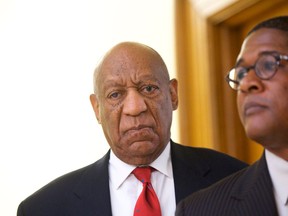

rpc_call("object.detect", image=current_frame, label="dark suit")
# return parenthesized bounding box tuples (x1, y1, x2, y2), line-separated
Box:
(176, 152, 278, 216)
(17, 140, 247, 216)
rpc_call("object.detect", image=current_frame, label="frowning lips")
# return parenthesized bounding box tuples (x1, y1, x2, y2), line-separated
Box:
(122, 125, 155, 141)
(243, 101, 267, 116)
(124, 125, 153, 134)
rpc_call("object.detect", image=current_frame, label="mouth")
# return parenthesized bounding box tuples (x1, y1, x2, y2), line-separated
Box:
(124, 125, 152, 134)
(244, 102, 267, 116)
(123, 125, 155, 141)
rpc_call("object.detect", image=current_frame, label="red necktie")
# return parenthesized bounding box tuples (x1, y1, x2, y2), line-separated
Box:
(133, 167, 162, 216)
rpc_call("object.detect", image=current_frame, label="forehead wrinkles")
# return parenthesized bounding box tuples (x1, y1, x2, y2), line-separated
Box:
(94, 43, 170, 94)
(102, 53, 166, 81)
(101, 70, 162, 94)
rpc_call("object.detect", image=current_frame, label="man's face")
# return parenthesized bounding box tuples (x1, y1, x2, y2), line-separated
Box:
(237, 28, 288, 154)
(90, 44, 178, 165)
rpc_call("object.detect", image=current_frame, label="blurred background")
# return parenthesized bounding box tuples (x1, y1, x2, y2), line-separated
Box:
(1, 0, 288, 215)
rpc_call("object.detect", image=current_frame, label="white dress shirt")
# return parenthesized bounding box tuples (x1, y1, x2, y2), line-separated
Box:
(265, 150, 288, 216)
(109, 141, 176, 216)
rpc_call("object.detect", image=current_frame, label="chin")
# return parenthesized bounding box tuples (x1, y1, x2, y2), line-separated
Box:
(246, 128, 269, 144)
(130, 140, 157, 152)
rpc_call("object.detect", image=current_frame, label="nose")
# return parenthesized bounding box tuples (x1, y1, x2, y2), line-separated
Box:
(122, 89, 147, 116)
(238, 69, 264, 93)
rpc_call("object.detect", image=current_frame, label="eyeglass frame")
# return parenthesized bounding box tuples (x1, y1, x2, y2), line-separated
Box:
(225, 52, 288, 90)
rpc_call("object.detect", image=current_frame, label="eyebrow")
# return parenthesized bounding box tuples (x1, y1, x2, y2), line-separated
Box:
(235, 50, 281, 67)
(101, 76, 161, 92)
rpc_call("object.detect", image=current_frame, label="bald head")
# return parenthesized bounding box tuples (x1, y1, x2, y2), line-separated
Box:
(89, 41, 178, 165)
(93, 42, 170, 96)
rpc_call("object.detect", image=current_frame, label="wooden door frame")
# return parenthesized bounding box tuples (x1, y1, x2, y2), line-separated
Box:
(206, 0, 288, 163)
(175, 0, 288, 163)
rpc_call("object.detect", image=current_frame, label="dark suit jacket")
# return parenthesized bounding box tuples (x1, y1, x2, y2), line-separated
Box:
(17, 140, 247, 216)
(176, 152, 278, 216)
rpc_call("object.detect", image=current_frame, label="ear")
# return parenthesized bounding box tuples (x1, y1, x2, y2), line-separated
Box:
(90, 94, 101, 124)
(169, 79, 178, 110)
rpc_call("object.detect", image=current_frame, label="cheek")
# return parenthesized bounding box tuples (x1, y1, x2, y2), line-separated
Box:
(282, 84, 288, 95)
(236, 94, 244, 123)
(157, 100, 173, 126)
(100, 104, 121, 130)
(274, 88, 288, 119)
(100, 101, 121, 118)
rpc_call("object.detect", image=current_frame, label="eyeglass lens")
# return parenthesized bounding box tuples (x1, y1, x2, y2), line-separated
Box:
(228, 54, 278, 89)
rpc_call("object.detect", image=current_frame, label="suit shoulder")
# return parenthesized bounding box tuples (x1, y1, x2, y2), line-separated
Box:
(172, 142, 247, 167)
(18, 153, 110, 213)
(172, 142, 247, 185)
(190, 168, 246, 201)
(177, 168, 247, 215)
(22, 162, 92, 200)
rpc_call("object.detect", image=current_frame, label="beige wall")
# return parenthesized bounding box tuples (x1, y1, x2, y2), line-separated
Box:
(0, 1, 176, 215)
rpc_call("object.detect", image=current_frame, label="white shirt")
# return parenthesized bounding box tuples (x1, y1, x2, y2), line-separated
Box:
(109, 142, 176, 216)
(265, 150, 288, 216)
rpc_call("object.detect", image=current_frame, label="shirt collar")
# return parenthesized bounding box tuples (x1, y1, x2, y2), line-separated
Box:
(265, 149, 288, 205)
(149, 141, 172, 178)
(109, 141, 172, 190)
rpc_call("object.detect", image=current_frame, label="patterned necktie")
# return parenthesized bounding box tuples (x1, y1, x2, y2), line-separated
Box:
(133, 166, 162, 216)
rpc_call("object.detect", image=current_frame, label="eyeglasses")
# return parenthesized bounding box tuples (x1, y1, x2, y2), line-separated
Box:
(225, 53, 288, 90)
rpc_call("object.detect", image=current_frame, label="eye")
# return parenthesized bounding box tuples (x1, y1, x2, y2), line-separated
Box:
(262, 61, 277, 71)
(256, 56, 278, 78)
(145, 85, 155, 92)
(235, 67, 247, 81)
(108, 91, 121, 99)
(141, 85, 159, 94)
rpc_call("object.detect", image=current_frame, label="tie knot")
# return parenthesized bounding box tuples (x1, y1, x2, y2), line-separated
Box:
(133, 166, 153, 183)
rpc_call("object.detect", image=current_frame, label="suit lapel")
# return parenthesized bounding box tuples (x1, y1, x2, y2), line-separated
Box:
(171, 141, 212, 203)
(69, 142, 211, 214)
(231, 153, 278, 216)
(73, 150, 113, 216)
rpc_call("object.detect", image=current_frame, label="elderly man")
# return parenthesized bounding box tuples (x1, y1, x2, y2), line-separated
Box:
(17, 42, 246, 216)
(176, 16, 288, 216)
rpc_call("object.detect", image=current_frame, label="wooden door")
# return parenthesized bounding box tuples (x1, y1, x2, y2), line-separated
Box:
(208, 0, 288, 163)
